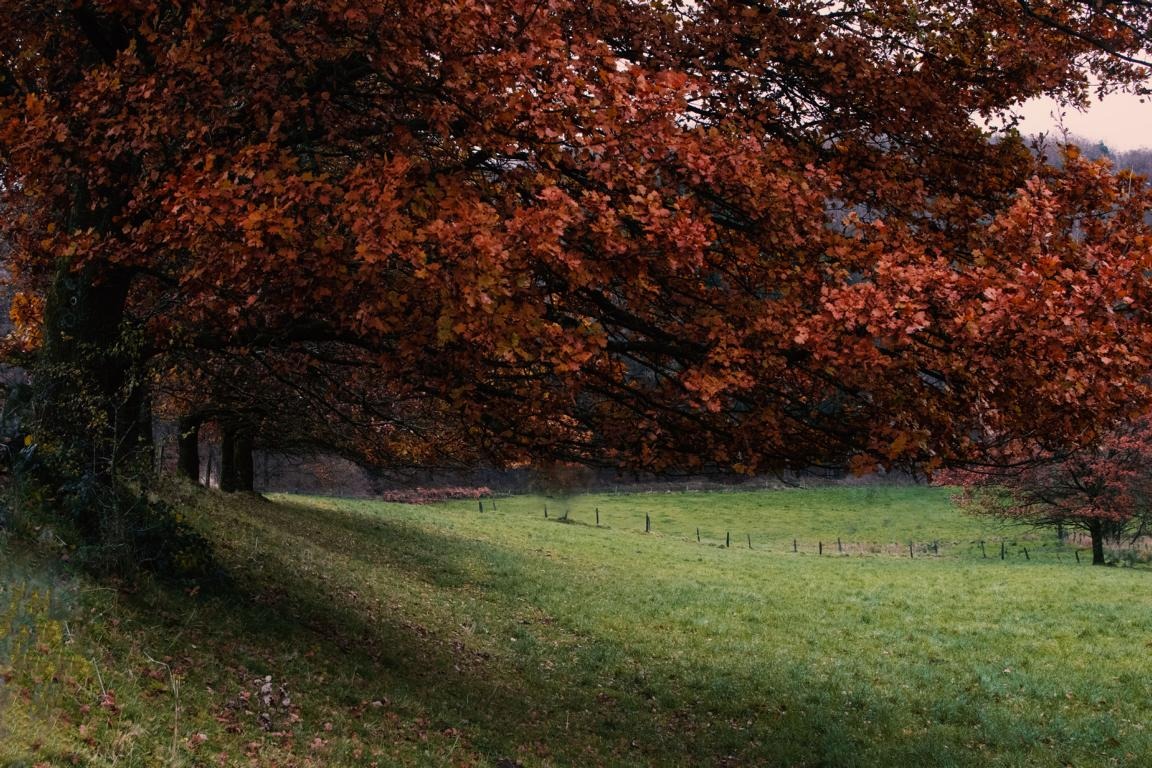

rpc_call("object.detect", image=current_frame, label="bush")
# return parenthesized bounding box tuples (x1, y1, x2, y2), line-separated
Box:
(377, 486, 493, 504)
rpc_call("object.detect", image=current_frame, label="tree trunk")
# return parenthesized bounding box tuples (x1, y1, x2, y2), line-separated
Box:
(219, 424, 238, 493)
(234, 430, 255, 492)
(176, 415, 201, 483)
(1089, 519, 1106, 565)
(37, 263, 142, 540)
(41, 265, 136, 437)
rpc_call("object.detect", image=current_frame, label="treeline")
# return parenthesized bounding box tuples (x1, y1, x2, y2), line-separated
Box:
(1038, 133, 1152, 177)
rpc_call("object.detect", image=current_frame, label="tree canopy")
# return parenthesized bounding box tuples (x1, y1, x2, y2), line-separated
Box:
(3, 0, 1152, 490)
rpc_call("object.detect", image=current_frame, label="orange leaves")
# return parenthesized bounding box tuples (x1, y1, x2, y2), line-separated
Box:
(5, 0, 1152, 479)
(6, 291, 44, 352)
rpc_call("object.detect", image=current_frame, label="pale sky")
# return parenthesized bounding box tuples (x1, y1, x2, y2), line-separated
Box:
(1013, 91, 1152, 151)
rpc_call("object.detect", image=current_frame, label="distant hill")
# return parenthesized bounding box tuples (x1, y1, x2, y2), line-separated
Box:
(1032, 132, 1152, 177)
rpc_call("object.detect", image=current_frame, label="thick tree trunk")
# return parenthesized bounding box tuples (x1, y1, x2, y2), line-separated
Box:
(176, 415, 201, 483)
(1089, 520, 1106, 565)
(41, 266, 134, 428)
(38, 263, 143, 540)
(234, 430, 255, 493)
(219, 424, 238, 493)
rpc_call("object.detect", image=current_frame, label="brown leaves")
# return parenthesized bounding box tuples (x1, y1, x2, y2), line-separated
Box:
(5, 0, 1152, 474)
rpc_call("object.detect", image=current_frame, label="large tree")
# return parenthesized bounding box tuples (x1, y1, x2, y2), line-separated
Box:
(3, 1, 1152, 529)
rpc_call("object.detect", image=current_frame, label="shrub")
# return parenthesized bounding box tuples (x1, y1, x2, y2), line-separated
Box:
(377, 486, 493, 504)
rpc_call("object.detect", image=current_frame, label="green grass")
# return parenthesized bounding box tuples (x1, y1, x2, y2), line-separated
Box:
(443, 486, 1102, 561)
(494, 485, 999, 549)
(3, 485, 1151, 766)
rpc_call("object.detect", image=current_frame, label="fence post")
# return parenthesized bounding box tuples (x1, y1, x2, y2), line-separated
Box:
(837, 537, 842, 554)
(747, 534, 752, 549)
(1075, 549, 1081, 564)
(819, 541, 823, 556)
(793, 538, 797, 553)
(544, 504, 548, 518)
(980, 540, 986, 558)
(478, 500, 484, 513)
(696, 527, 700, 543)
(909, 542, 914, 559)
(596, 507, 600, 526)
(645, 514, 651, 533)
(1022, 546, 1029, 561)
(1000, 541, 1006, 560)
(726, 531, 730, 548)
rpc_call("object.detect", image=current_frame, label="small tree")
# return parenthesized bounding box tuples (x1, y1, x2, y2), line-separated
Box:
(946, 416, 1152, 565)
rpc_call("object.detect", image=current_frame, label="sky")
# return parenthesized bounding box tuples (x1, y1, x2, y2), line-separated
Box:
(1013, 91, 1152, 151)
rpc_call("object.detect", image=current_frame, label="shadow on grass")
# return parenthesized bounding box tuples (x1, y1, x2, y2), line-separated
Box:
(113, 496, 1000, 767)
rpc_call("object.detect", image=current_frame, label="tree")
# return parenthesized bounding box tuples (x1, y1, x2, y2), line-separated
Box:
(945, 414, 1152, 565)
(1117, 148, 1152, 179)
(154, 346, 491, 489)
(3, 1, 1152, 540)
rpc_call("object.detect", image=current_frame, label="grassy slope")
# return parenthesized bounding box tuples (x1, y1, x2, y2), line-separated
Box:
(2, 486, 1150, 767)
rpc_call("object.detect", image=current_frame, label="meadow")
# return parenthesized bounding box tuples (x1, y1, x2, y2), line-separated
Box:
(2, 485, 1150, 766)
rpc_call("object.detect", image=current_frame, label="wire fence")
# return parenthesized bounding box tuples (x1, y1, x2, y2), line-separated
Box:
(499, 500, 1152, 566)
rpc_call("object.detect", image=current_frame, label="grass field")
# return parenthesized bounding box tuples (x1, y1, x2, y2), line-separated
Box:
(3, 485, 1151, 766)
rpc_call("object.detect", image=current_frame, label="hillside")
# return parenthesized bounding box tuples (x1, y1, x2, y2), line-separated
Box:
(2, 486, 1150, 766)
